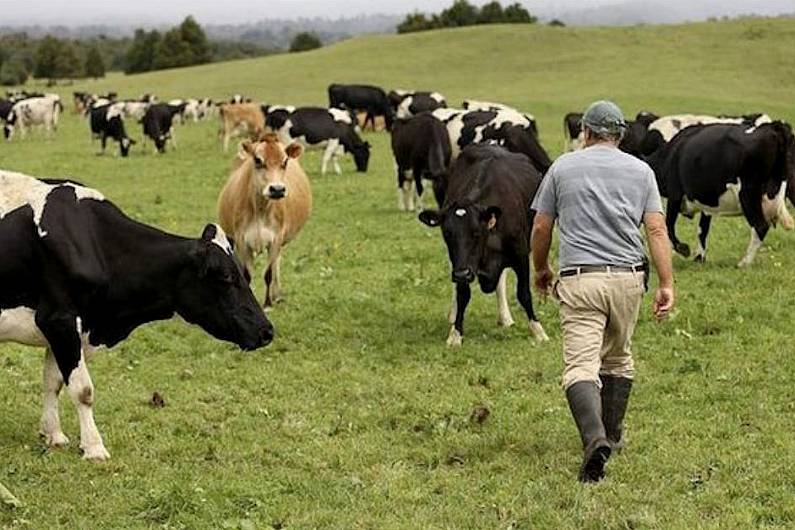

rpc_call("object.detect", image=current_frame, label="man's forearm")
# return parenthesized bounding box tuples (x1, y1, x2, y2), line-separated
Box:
(647, 230, 673, 288)
(531, 223, 553, 272)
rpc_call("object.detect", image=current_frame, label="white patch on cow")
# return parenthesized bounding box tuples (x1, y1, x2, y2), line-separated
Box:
(496, 270, 514, 327)
(762, 181, 794, 229)
(694, 219, 707, 261)
(66, 352, 109, 460)
(40, 348, 69, 447)
(529, 320, 550, 342)
(689, 182, 742, 217)
(401, 179, 414, 212)
(211, 223, 234, 255)
(446, 326, 463, 348)
(328, 107, 352, 124)
(650, 114, 748, 142)
(455, 208, 467, 217)
(738, 228, 763, 268)
(448, 286, 457, 324)
(430, 92, 445, 104)
(0, 306, 47, 346)
(106, 102, 124, 120)
(396, 98, 414, 120)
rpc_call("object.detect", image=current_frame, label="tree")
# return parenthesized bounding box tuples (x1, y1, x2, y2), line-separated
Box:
(33, 35, 60, 81)
(84, 45, 105, 79)
(548, 19, 566, 27)
(503, 3, 536, 23)
(0, 53, 28, 86)
(179, 16, 211, 64)
(479, 1, 505, 23)
(438, 0, 479, 27)
(397, 12, 433, 33)
(289, 32, 322, 52)
(125, 29, 161, 74)
(153, 27, 193, 69)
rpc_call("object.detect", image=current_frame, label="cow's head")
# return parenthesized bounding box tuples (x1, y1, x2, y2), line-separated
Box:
(351, 141, 371, 172)
(242, 133, 302, 200)
(3, 110, 16, 139)
(419, 203, 503, 291)
(177, 224, 273, 350)
(120, 136, 136, 157)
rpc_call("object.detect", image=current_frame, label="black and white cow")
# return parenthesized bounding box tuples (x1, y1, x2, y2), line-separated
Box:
(89, 104, 136, 157)
(617, 111, 660, 156)
(3, 95, 62, 140)
(388, 90, 447, 119)
(645, 121, 794, 266)
(328, 83, 395, 131)
(0, 171, 272, 460)
(391, 113, 452, 211)
(142, 103, 185, 153)
(418, 145, 548, 347)
(462, 100, 538, 136)
(265, 106, 371, 174)
(431, 108, 551, 174)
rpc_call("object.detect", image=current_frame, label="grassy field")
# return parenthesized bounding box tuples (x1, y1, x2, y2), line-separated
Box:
(2, 17, 795, 529)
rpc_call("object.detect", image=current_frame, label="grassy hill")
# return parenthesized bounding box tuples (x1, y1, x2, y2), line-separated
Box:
(1, 18, 795, 529)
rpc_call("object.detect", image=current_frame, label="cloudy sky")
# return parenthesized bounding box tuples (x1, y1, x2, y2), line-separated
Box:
(0, 0, 792, 25)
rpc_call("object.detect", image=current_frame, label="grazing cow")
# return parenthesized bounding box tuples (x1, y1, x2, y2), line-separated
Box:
(645, 121, 794, 266)
(389, 90, 447, 119)
(328, 83, 395, 131)
(391, 113, 452, 211)
(117, 100, 151, 121)
(142, 103, 184, 153)
(431, 108, 551, 174)
(168, 98, 204, 123)
(0, 171, 272, 460)
(218, 103, 266, 152)
(218, 134, 312, 308)
(4, 96, 61, 139)
(265, 106, 371, 174)
(418, 145, 548, 347)
(89, 104, 136, 157)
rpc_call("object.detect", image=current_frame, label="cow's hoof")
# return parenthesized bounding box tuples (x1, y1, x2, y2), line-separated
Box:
(82, 444, 110, 461)
(498, 315, 515, 328)
(530, 321, 550, 342)
(447, 310, 457, 324)
(693, 253, 706, 263)
(446, 327, 463, 348)
(674, 243, 691, 258)
(737, 258, 753, 269)
(41, 430, 70, 448)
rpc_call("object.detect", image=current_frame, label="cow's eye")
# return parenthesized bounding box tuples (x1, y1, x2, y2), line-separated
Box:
(254, 156, 265, 169)
(281, 159, 289, 170)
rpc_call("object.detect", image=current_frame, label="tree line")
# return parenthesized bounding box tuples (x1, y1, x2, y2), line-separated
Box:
(0, 16, 274, 86)
(398, 0, 537, 33)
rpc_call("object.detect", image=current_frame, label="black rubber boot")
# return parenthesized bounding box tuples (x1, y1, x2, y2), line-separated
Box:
(566, 381, 612, 483)
(600, 375, 633, 452)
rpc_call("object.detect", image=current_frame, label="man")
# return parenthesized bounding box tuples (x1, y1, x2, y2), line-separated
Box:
(531, 100, 674, 483)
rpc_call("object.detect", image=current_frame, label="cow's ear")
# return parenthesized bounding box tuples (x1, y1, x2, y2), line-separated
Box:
(286, 142, 303, 159)
(129, 138, 137, 145)
(419, 210, 442, 227)
(240, 140, 254, 155)
(200, 223, 217, 242)
(481, 206, 502, 230)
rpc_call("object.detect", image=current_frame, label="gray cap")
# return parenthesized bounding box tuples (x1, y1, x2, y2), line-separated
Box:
(582, 100, 626, 135)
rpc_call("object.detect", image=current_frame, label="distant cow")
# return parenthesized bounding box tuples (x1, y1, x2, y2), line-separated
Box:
(563, 112, 583, 151)
(230, 94, 251, 104)
(389, 90, 447, 119)
(4, 96, 61, 139)
(418, 145, 548, 347)
(328, 83, 395, 131)
(431, 108, 551, 174)
(357, 112, 386, 132)
(89, 104, 136, 157)
(218, 103, 266, 152)
(391, 113, 452, 211)
(142, 103, 184, 153)
(218, 134, 312, 308)
(265, 106, 371, 174)
(0, 170, 272, 460)
(645, 121, 794, 266)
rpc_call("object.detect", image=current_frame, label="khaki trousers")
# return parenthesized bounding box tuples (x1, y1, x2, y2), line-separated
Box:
(554, 271, 645, 390)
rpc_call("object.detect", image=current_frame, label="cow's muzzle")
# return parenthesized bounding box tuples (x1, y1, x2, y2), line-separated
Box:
(452, 268, 476, 284)
(266, 184, 287, 200)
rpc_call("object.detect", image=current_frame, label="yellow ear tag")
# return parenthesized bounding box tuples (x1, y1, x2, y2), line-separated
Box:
(487, 215, 497, 231)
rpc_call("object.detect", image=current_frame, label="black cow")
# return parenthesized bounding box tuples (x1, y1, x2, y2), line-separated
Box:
(328, 83, 395, 131)
(265, 106, 371, 174)
(389, 90, 447, 119)
(391, 113, 452, 211)
(618, 111, 660, 156)
(418, 145, 549, 347)
(645, 121, 795, 266)
(0, 171, 272, 460)
(142, 103, 185, 153)
(432, 108, 551, 174)
(89, 104, 135, 157)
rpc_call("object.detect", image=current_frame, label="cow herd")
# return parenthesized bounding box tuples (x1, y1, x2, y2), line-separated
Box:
(1, 80, 795, 461)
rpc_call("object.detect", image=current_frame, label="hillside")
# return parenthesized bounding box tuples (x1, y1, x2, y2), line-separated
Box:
(61, 16, 795, 152)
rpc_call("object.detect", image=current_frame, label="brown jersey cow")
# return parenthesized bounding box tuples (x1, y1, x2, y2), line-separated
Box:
(218, 133, 312, 307)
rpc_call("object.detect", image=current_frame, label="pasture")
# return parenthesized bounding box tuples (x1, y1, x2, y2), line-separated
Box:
(2, 18, 795, 529)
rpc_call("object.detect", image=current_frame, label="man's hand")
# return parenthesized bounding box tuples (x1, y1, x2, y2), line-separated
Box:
(534, 265, 554, 297)
(653, 286, 674, 321)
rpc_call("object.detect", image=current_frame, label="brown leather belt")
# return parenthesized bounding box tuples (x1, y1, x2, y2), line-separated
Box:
(559, 264, 645, 277)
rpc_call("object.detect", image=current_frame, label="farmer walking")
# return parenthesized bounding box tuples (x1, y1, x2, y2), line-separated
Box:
(530, 100, 674, 483)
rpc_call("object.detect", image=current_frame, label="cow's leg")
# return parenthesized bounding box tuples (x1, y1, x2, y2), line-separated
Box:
(39, 348, 69, 447)
(100, 134, 107, 155)
(448, 282, 471, 348)
(404, 179, 415, 212)
(263, 244, 282, 309)
(496, 269, 515, 327)
(738, 189, 771, 268)
(37, 311, 108, 460)
(332, 142, 343, 175)
(666, 198, 690, 257)
(170, 127, 177, 150)
(321, 142, 336, 175)
(413, 166, 425, 212)
(694, 213, 712, 262)
(396, 162, 409, 211)
(222, 130, 230, 153)
(515, 258, 549, 341)
(268, 254, 283, 305)
(365, 112, 375, 131)
(447, 285, 457, 323)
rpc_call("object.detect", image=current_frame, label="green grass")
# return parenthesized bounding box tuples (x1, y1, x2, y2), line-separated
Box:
(2, 17, 795, 529)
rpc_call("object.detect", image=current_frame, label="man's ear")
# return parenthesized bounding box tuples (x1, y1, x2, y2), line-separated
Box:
(419, 209, 443, 227)
(480, 206, 502, 230)
(286, 142, 303, 159)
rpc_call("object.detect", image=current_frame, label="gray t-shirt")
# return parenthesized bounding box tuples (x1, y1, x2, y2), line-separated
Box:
(531, 144, 663, 269)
